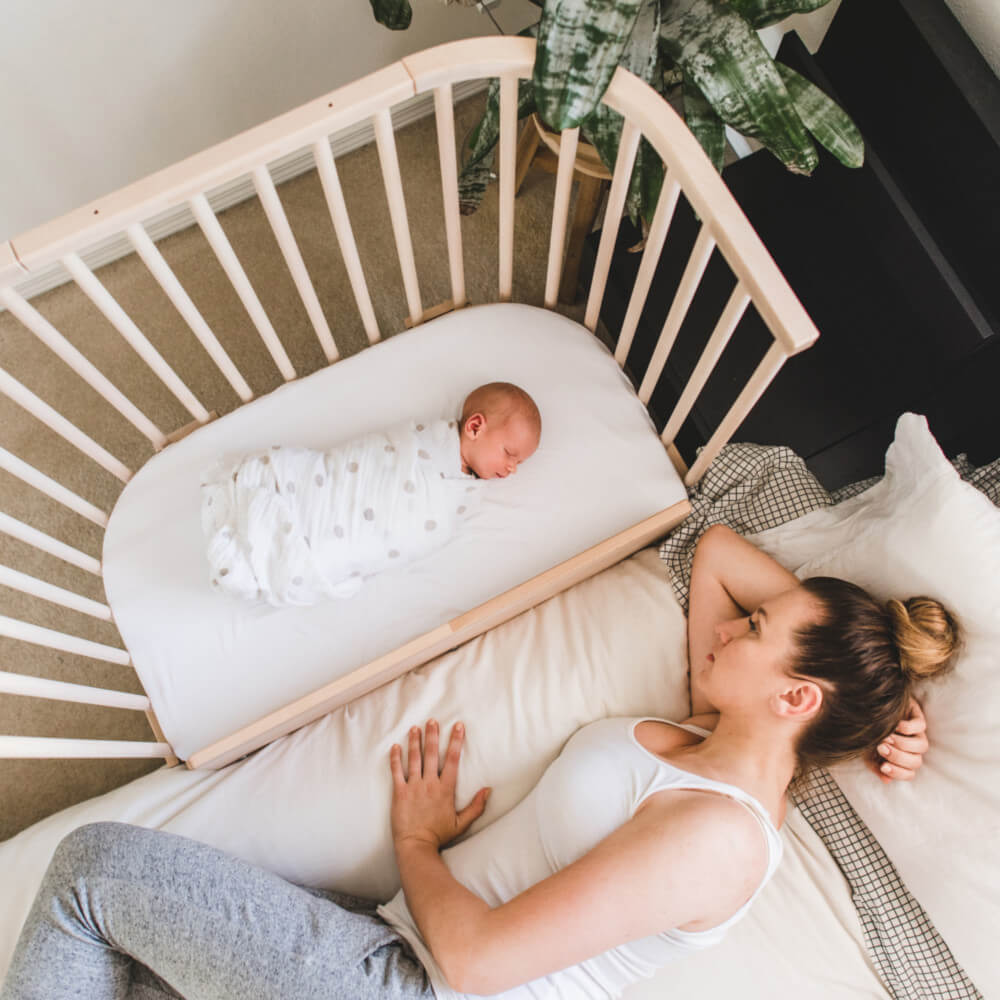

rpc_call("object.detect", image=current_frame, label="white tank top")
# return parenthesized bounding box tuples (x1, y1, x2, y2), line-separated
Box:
(378, 716, 783, 999)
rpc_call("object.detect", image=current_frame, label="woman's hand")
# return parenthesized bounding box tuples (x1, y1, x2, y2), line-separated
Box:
(390, 720, 490, 851)
(870, 697, 930, 783)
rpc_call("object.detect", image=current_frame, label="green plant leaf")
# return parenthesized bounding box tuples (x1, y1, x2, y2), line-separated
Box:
(660, 0, 818, 174)
(368, 0, 412, 30)
(533, 0, 650, 131)
(682, 79, 726, 171)
(776, 62, 864, 167)
(727, 0, 832, 30)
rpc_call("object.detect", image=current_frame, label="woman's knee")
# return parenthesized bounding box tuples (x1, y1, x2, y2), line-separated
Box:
(49, 822, 136, 879)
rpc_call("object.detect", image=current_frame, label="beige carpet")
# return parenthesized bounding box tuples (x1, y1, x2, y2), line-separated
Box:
(0, 94, 601, 841)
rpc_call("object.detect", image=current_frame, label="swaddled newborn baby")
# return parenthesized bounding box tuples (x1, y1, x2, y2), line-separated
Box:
(201, 382, 541, 606)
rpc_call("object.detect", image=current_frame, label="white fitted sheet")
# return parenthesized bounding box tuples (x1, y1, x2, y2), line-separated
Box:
(0, 551, 888, 999)
(102, 304, 686, 760)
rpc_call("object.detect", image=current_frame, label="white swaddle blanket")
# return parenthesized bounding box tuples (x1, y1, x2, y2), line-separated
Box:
(201, 419, 480, 605)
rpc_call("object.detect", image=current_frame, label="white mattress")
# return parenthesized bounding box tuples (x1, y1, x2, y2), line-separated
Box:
(103, 304, 686, 760)
(0, 550, 889, 999)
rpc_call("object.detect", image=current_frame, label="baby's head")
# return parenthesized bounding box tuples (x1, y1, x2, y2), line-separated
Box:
(459, 382, 541, 479)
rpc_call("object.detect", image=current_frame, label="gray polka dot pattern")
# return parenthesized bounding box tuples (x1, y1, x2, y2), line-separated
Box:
(457, 505, 466, 515)
(425, 520, 437, 531)
(404, 481, 415, 493)
(220, 568, 229, 576)
(388, 549, 399, 559)
(418, 449, 430, 460)
(283, 523, 293, 534)
(286, 482, 296, 494)
(348, 461, 359, 473)
(315, 474, 324, 486)
(292, 576, 303, 586)
(363, 508, 375, 521)
(334, 525, 344, 538)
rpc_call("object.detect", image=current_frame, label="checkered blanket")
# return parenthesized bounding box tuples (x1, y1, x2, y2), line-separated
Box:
(658, 442, 993, 1000)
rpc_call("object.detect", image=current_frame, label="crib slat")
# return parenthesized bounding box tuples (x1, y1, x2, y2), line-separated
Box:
(126, 224, 253, 402)
(62, 254, 211, 423)
(637, 225, 717, 404)
(660, 283, 752, 444)
(0, 614, 131, 664)
(0, 447, 107, 527)
(0, 287, 167, 448)
(583, 120, 641, 332)
(0, 670, 148, 711)
(614, 175, 682, 366)
(684, 341, 788, 486)
(433, 84, 467, 311)
(374, 108, 423, 326)
(252, 166, 339, 363)
(0, 369, 131, 482)
(544, 126, 580, 309)
(190, 194, 297, 381)
(0, 564, 111, 620)
(0, 736, 171, 759)
(498, 74, 518, 303)
(0, 512, 101, 575)
(312, 140, 381, 344)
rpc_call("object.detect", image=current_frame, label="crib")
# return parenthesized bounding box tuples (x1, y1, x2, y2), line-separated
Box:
(0, 36, 818, 771)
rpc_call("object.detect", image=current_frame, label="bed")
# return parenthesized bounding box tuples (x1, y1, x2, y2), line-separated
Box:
(0, 36, 819, 769)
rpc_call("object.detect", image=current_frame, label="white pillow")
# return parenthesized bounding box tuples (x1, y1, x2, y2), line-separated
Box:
(751, 413, 1000, 996)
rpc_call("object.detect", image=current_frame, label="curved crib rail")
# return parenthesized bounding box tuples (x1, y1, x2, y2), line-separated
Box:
(0, 37, 818, 764)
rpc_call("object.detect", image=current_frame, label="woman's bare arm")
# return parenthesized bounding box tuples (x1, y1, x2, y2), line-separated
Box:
(687, 525, 798, 715)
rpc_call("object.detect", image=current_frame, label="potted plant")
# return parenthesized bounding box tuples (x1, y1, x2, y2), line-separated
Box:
(368, 0, 863, 225)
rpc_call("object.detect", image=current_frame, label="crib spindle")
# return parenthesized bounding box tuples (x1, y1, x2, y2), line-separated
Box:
(544, 127, 580, 309)
(0, 614, 131, 665)
(0, 565, 111, 620)
(373, 108, 423, 326)
(251, 166, 339, 363)
(0, 512, 101, 575)
(0, 287, 168, 449)
(189, 194, 298, 381)
(584, 120, 642, 333)
(660, 283, 752, 444)
(0, 670, 148, 711)
(637, 225, 717, 404)
(614, 175, 682, 367)
(497, 74, 519, 303)
(683, 341, 788, 485)
(0, 370, 131, 482)
(0, 447, 107, 527)
(313, 139, 381, 344)
(0, 736, 171, 760)
(62, 254, 211, 424)
(433, 84, 467, 311)
(126, 224, 254, 403)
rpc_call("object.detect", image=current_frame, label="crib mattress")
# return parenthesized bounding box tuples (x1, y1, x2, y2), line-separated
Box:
(1, 550, 889, 999)
(103, 304, 687, 760)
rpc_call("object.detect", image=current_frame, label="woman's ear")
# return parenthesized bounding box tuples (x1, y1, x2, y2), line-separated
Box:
(464, 413, 486, 439)
(772, 680, 823, 722)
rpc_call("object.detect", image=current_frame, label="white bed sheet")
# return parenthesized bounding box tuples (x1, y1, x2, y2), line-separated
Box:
(1, 551, 888, 999)
(103, 304, 686, 760)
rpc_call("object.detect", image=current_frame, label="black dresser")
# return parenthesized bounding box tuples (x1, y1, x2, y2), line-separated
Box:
(585, 0, 1000, 487)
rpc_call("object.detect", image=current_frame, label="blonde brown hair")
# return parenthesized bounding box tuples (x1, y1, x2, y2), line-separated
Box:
(461, 382, 541, 440)
(791, 578, 960, 771)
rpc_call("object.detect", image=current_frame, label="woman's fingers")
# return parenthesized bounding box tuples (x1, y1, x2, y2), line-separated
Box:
(455, 787, 491, 836)
(440, 722, 465, 785)
(424, 719, 440, 776)
(408, 726, 422, 780)
(896, 697, 927, 736)
(389, 743, 405, 787)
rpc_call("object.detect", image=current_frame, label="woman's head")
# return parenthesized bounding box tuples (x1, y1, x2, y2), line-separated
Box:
(789, 577, 960, 771)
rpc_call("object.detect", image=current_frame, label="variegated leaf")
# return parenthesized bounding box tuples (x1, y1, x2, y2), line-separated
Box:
(727, 0, 833, 30)
(661, 0, 818, 174)
(533, 0, 649, 131)
(776, 62, 864, 167)
(682, 79, 726, 171)
(369, 0, 412, 30)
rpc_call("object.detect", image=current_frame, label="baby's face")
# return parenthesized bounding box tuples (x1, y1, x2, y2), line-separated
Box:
(460, 412, 539, 479)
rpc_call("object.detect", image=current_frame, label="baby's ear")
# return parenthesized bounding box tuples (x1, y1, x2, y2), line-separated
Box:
(464, 413, 485, 438)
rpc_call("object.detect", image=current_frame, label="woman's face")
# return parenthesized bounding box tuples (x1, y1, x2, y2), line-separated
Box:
(701, 585, 822, 714)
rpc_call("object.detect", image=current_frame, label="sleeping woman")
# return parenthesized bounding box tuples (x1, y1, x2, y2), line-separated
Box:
(201, 382, 541, 606)
(0, 525, 957, 1000)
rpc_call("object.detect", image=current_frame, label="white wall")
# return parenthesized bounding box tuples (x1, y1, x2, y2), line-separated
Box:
(0, 0, 539, 242)
(944, 0, 1000, 76)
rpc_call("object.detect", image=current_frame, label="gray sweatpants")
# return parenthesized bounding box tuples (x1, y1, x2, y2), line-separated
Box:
(0, 822, 434, 1000)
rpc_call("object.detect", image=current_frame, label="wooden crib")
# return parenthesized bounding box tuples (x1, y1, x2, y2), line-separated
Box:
(0, 36, 818, 770)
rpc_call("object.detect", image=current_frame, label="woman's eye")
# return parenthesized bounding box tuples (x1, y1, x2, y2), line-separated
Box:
(747, 616, 757, 633)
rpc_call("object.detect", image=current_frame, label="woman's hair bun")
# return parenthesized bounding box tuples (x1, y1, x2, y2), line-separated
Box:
(886, 596, 961, 680)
